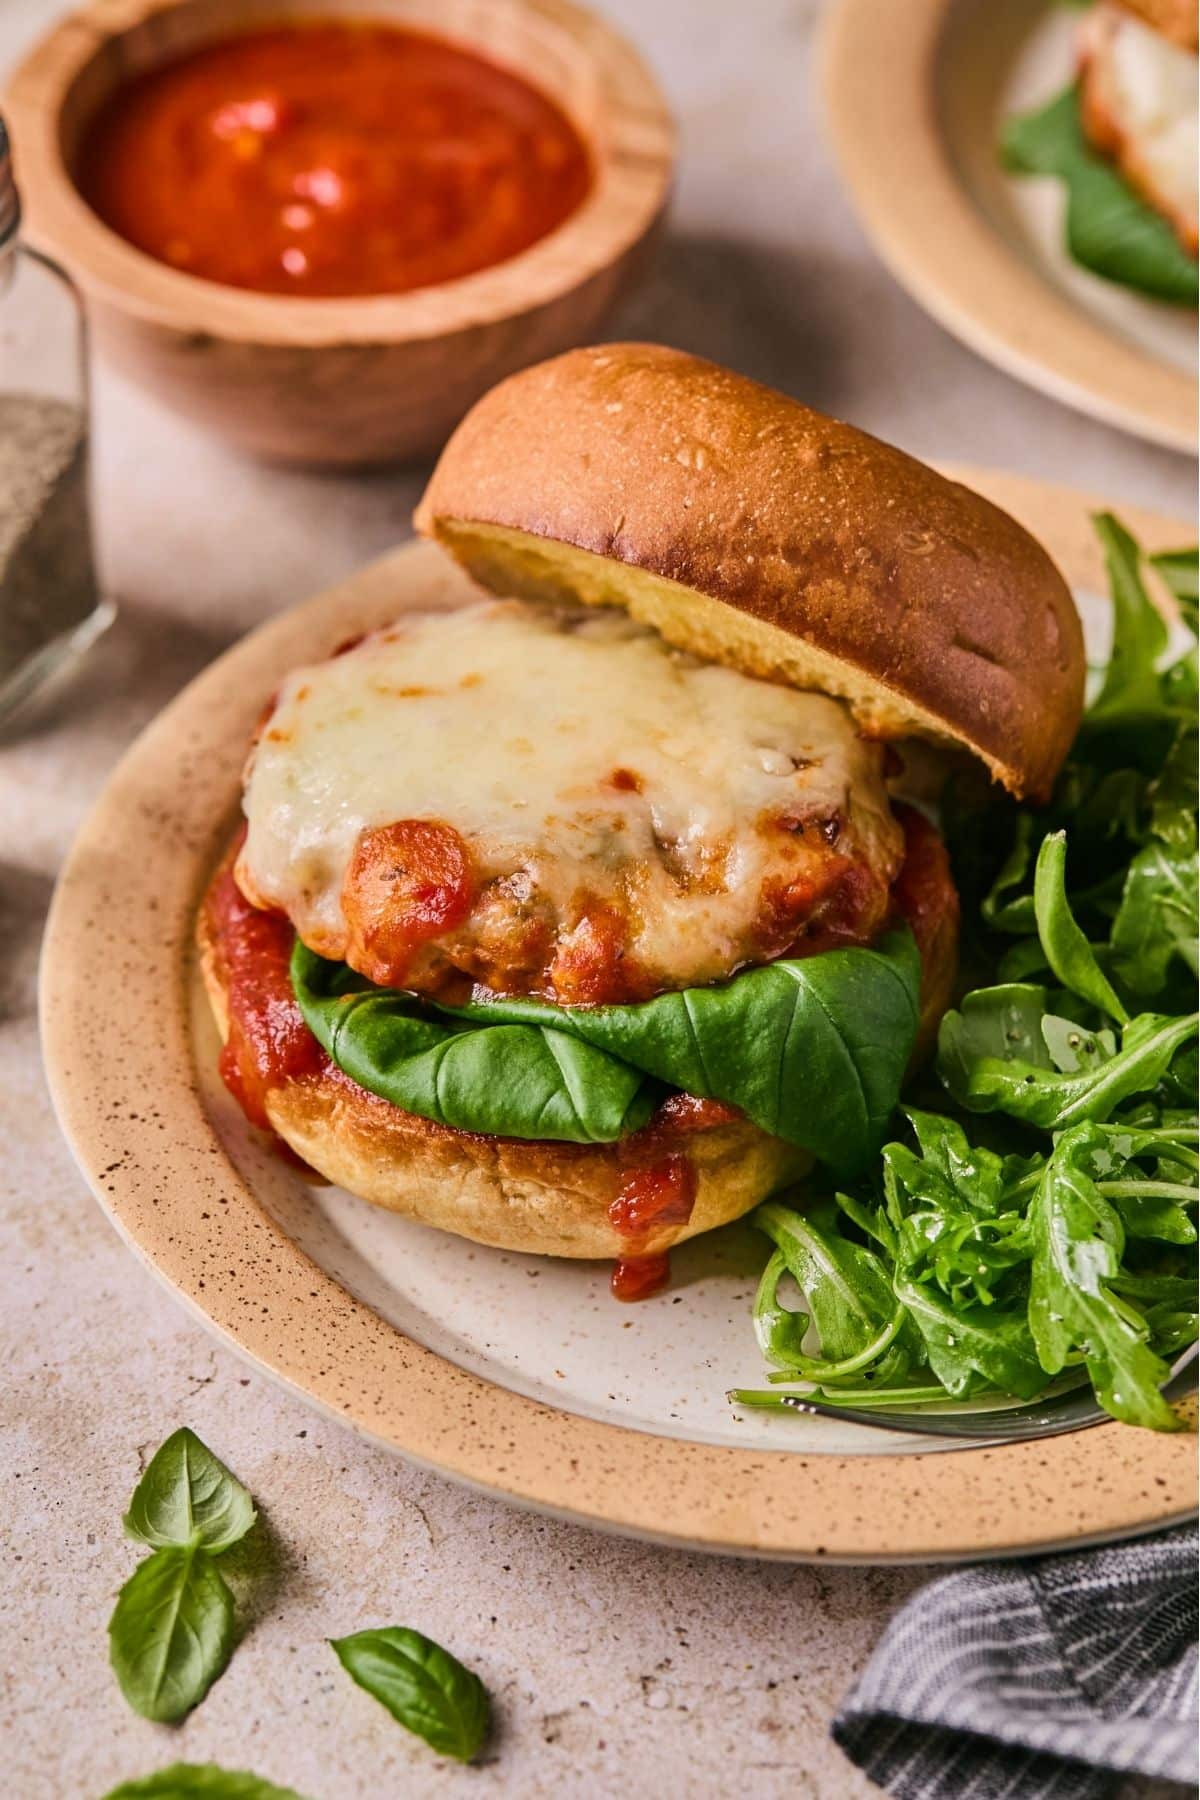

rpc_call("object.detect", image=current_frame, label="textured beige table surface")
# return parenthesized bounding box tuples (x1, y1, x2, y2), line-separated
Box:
(0, 3, 1194, 1796)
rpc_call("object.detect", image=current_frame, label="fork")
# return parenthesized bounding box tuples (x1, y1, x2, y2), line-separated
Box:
(735, 1343, 1199, 1443)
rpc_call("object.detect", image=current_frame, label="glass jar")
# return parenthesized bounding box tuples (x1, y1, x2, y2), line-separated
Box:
(0, 116, 111, 727)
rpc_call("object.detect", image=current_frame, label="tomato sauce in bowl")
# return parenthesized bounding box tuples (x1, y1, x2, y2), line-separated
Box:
(76, 20, 593, 297)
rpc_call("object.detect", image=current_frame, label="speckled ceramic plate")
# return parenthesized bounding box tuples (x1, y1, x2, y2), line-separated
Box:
(822, 0, 1197, 453)
(40, 469, 1198, 1562)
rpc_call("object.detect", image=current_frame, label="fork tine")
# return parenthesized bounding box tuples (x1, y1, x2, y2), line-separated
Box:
(729, 1343, 1198, 1444)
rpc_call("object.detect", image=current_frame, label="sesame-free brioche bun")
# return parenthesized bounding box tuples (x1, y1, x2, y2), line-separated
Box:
(415, 344, 1085, 800)
(197, 899, 809, 1258)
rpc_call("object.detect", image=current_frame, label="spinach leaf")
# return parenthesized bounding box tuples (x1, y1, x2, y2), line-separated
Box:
(108, 1547, 235, 1723)
(101, 1768, 307, 1800)
(1033, 832, 1127, 1021)
(1001, 85, 1199, 304)
(124, 1428, 255, 1553)
(1028, 1125, 1181, 1429)
(293, 942, 654, 1145)
(330, 1627, 489, 1763)
(295, 930, 921, 1174)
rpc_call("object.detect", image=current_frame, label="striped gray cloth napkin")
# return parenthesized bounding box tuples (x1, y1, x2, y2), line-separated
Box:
(833, 1525, 1198, 1800)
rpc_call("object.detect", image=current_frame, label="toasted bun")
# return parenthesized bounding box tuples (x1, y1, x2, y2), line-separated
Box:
(198, 906, 808, 1259)
(415, 344, 1085, 800)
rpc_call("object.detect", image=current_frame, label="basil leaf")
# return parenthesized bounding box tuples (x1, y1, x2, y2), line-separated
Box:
(1033, 832, 1128, 1022)
(295, 930, 921, 1175)
(293, 942, 653, 1145)
(1028, 1125, 1180, 1429)
(124, 1429, 255, 1553)
(101, 1767, 307, 1800)
(1002, 85, 1199, 304)
(330, 1627, 489, 1763)
(108, 1547, 235, 1723)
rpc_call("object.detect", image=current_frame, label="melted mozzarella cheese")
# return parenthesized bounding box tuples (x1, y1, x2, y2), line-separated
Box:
(238, 600, 903, 994)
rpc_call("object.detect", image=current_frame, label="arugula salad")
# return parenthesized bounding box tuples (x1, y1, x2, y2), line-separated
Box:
(733, 517, 1198, 1432)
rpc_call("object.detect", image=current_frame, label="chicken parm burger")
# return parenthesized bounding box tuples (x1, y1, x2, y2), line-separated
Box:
(199, 346, 1085, 1300)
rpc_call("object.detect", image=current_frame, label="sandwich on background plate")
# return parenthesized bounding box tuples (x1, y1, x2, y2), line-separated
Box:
(1003, 0, 1198, 303)
(199, 344, 1084, 1301)
(1080, 0, 1198, 253)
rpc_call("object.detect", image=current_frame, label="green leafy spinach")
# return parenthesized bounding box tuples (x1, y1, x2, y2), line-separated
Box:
(293, 929, 921, 1176)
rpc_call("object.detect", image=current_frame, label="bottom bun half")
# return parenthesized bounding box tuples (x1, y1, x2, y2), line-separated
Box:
(198, 904, 809, 1259)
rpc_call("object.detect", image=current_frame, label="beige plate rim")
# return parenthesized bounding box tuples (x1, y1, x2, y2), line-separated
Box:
(39, 468, 1197, 1564)
(820, 0, 1198, 454)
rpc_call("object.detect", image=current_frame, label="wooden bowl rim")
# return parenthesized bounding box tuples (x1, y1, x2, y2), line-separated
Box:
(3, 0, 675, 346)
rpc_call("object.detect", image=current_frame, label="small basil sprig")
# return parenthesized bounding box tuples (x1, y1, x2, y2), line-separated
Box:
(124, 1427, 256, 1552)
(109, 1430, 257, 1723)
(330, 1627, 490, 1763)
(101, 1768, 308, 1799)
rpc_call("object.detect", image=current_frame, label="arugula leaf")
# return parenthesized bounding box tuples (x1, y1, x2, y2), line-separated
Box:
(750, 1201, 910, 1383)
(124, 1429, 255, 1553)
(1033, 832, 1128, 1021)
(1002, 85, 1199, 304)
(1028, 1125, 1181, 1429)
(330, 1627, 489, 1763)
(1088, 514, 1173, 725)
(1110, 834, 1200, 996)
(108, 1547, 235, 1723)
(891, 1275, 1046, 1400)
(941, 1003, 1198, 1129)
(1151, 547, 1200, 628)
(101, 1767, 308, 1800)
(295, 929, 921, 1174)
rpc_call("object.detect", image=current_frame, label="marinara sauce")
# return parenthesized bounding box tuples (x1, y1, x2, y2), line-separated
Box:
(77, 22, 593, 298)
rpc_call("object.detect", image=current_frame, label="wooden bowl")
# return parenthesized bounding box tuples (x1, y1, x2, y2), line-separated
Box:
(3, 0, 674, 466)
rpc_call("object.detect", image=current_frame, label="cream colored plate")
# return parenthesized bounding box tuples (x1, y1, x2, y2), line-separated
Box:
(822, 0, 1198, 452)
(40, 469, 1197, 1561)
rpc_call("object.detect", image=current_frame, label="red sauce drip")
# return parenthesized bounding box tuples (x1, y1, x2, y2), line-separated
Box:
(342, 819, 475, 988)
(611, 1251, 672, 1303)
(77, 23, 593, 299)
(607, 1153, 698, 1302)
(203, 846, 325, 1130)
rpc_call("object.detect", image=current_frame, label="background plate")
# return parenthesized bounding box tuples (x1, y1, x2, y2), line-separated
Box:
(40, 469, 1197, 1561)
(822, 0, 1198, 452)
